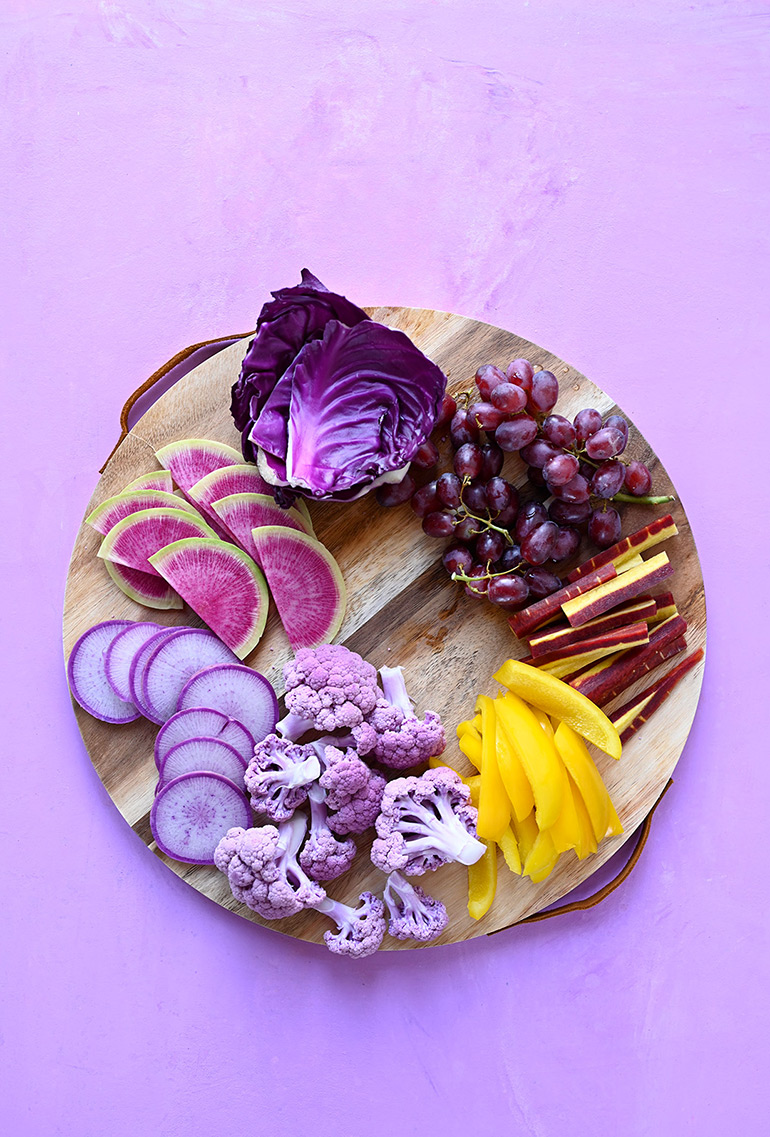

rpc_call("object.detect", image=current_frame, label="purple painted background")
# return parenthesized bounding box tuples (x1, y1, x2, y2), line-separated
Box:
(3, 2, 769, 1134)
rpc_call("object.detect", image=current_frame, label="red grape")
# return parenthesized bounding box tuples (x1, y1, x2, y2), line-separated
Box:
(585, 426, 625, 460)
(588, 507, 622, 547)
(488, 575, 530, 608)
(495, 416, 538, 451)
(591, 460, 625, 499)
(479, 441, 504, 480)
(521, 520, 559, 565)
(550, 526, 581, 561)
(475, 365, 507, 401)
(411, 439, 439, 468)
(541, 414, 576, 449)
(435, 392, 458, 428)
(436, 471, 462, 508)
(548, 498, 591, 525)
(494, 501, 520, 525)
(462, 481, 488, 513)
(520, 438, 561, 469)
(515, 501, 548, 542)
(490, 383, 528, 414)
(506, 359, 534, 391)
(604, 414, 629, 448)
(468, 401, 505, 431)
(450, 408, 480, 448)
(574, 408, 602, 442)
(454, 443, 483, 479)
(410, 480, 441, 517)
(551, 473, 590, 503)
(442, 544, 473, 576)
(528, 370, 559, 413)
(466, 564, 490, 597)
(422, 511, 456, 538)
(499, 544, 524, 571)
(454, 515, 484, 543)
(476, 531, 505, 563)
(543, 452, 580, 487)
(376, 473, 416, 507)
(624, 460, 653, 496)
(486, 477, 513, 513)
(524, 567, 562, 598)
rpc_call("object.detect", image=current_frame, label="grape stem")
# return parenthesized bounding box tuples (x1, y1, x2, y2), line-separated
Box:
(451, 565, 520, 586)
(610, 492, 675, 505)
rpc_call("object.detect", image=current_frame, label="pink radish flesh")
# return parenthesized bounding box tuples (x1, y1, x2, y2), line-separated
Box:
(158, 737, 248, 791)
(141, 629, 238, 724)
(104, 622, 162, 702)
(67, 621, 140, 723)
(99, 508, 216, 577)
(155, 707, 255, 770)
(210, 494, 310, 561)
(150, 772, 251, 864)
(87, 490, 200, 536)
(105, 559, 183, 610)
(177, 663, 278, 745)
(128, 628, 180, 717)
(188, 464, 272, 512)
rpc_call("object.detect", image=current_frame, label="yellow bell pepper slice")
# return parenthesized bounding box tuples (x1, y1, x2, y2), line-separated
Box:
(457, 714, 482, 739)
(495, 693, 567, 830)
(467, 839, 498, 919)
(494, 704, 535, 822)
(531, 705, 555, 739)
(544, 772, 582, 854)
(552, 721, 623, 842)
(523, 828, 560, 882)
(458, 732, 482, 771)
(568, 771, 599, 859)
(494, 658, 622, 759)
(510, 809, 539, 865)
(497, 825, 522, 875)
(475, 696, 511, 842)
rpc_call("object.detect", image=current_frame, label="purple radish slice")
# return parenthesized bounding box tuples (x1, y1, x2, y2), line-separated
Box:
(250, 526, 346, 650)
(129, 628, 181, 718)
(187, 463, 272, 513)
(104, 559, 184, 610)
(104, 621, 163, 701)
(158, 737, 248, 791)
(209, 493, 312, 561)
(177, 663, 278, 746)
(124, 470, 175, 494)
(98, 507, 218, 577)
(67, 620, 140, 723)
(150, 771, 251, 864)
(141, 628, 239, 725)
(155, 707, 255, 770)
(148, 538, 268, 659)
(86, 490, 201, 536)
(154, 439, 243, 494)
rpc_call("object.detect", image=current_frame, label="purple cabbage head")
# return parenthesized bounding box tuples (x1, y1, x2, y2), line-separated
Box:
(231, 271, 446, 501)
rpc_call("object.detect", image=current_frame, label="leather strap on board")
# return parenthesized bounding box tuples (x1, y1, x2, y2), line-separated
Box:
(100, 332, 251, 472)
(501, 778, 674, 930)
(103, 339, 674, 926)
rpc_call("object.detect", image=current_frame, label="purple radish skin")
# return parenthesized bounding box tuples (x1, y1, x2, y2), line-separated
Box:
(155, 707, 255, 770)
(150, 771, 252, 864)
(128, 628, 181, 719)
(158, 737, 249, 791)
(67, 620, 140, 724)
(177, 663, 278, 746)
(104, 622, 162, 702)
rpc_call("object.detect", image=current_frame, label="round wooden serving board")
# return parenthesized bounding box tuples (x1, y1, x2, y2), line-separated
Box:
(62, 307, 707, 950)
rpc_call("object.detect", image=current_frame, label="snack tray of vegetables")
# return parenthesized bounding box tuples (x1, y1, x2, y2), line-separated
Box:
(63, 272, 706, 955)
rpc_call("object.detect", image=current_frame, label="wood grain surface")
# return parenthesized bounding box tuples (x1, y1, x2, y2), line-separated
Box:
(62, 308, 707, 950)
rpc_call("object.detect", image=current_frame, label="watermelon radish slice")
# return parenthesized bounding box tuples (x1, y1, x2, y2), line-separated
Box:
(67, 620, 140, 723)
(148, 538, 269, 659)
(104, 621, 162, 702)
(158, 737, 248, 791)
(155, 439, 243, 494)
(155, 708, 255, 770)
(129, 628, 181, 718)
(293, 497, 315, 535)
(104, 559, 184, 610)
(187, 463, 272, 511)
(177, 664, 278, 746)
(150, 772, 251, 864)
(250, 526, 346, 650)
(141, 628, 239, 724)
(210, 493, 312, 561)
(86, 490, 201, 536)
(98, 507, 218, 577)
(124, 470, 175, 494)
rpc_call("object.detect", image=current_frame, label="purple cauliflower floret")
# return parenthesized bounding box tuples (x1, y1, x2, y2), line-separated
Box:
(282, 644, 380, 733)
(370, 767, 485, 876)
(244, 733, 321, 821)
(383, 870, 449, 942)
(354, 665, 445, 770)
(214, 814, 326, 920)
(314, 892, 386, 958)
(298, 784, 357, 882)
(317, 743, 386, 835)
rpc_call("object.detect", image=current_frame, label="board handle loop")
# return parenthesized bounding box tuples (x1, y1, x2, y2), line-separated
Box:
(497, 778, 674, 931)
(100, 332, 251, 472)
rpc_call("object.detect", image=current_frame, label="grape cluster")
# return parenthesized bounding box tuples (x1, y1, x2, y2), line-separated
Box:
(376, 357, 665, 613)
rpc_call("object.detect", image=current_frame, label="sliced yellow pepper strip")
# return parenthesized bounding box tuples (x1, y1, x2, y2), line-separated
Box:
(468, 840, 498, 919)
(511, 809, 539, 864)
(496, 693, 567, 830)
(458, 732, 482, 771)
(456, 714, 482, 738)
(544, 772, 582, 854)
(568, 771, 599, 859)
(531, 705, 555, 739)
(552, 721, 618, 842)
(523, 828, 560, 882)
(494, 658, 622, 760)
(475, 696, 511, 842)
(497, 825, 522, 875)
(494, 703, 535, 822)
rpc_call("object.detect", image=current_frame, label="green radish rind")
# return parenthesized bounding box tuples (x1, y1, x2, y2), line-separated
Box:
(250, 525, 346, 651)
(155, 438, 243, 492)
(98, 507, 219, 576)
(86, 489, 202, 535)
(149, 537, 269, 659)
(186, 463, 273, 507)
(104, 559, 184, 609)
(123, 470, 175, 494)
